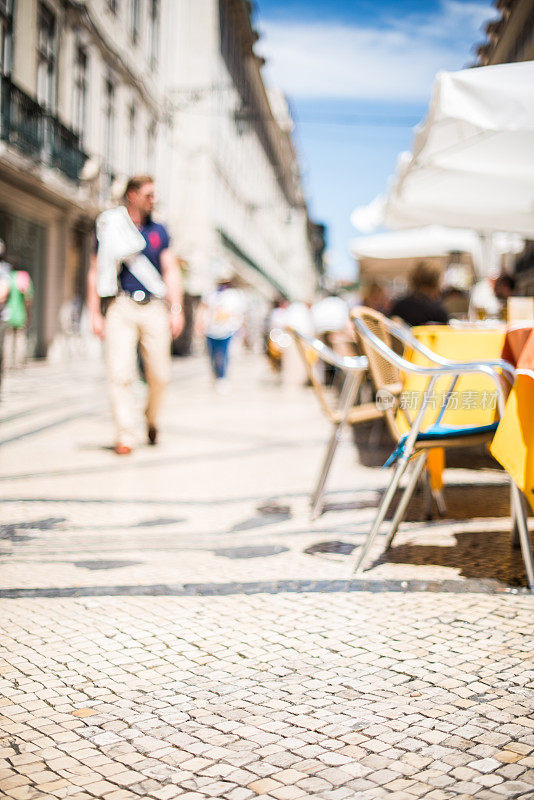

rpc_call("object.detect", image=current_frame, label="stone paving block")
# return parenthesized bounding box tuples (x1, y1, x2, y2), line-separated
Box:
(269, 787, 307, 800)
(248, 777, 282, 794)
(224, 789, 254, 800)
(1, 358, 534, 800)
(473, 773, 505, 788)
(105, 791, 149, 800)
(7, 788, 45, 800)
(468, 757, 502, 773)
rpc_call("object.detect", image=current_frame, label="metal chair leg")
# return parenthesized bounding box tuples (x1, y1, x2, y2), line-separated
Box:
(510, 482, 534, 591)
(511, 482, 520, 549)
(422, 473, 433, 521)
(384, 453, 427, 551)
(432, 489, 447, 516)
(511, 483, 529, 549)
(310, 424, 343, 520)
(421, 472, 447, 520)
(309, 371, 362, 520)
(349, 456, 411, 575)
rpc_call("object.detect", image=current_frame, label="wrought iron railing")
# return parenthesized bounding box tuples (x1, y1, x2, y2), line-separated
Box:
(0, 75, 87, 182)
(50, 116, 87, 181)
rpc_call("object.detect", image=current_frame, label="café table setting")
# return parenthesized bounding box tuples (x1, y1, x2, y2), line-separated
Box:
(348, 310, 534, 590)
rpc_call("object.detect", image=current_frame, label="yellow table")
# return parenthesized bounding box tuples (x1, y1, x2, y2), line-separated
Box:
(399, 324, 506, 489)
(490, 324, 534, 511)
(399, 324, 506, 430)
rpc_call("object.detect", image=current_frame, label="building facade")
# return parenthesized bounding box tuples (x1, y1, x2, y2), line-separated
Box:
(161, 0, 318, 308)
(0, 0, 318, 358)
(476, 0, 534, 293)
(476, 0, 534, 65)
(0, 0, 168, 357)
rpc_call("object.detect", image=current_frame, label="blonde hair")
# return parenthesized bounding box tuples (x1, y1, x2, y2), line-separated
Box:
(123, 175, 154, 199)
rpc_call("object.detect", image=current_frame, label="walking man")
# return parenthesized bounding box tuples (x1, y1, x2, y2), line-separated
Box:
(87, 175, 184, 454)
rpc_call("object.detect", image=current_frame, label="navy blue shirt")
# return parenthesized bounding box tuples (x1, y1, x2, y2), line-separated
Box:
(119, 216, 170, 296)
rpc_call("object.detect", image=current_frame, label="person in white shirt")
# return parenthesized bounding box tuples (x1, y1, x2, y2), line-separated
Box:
(87, 176, 184, 454)
(311, 294, 349, 336)
(197, 274, 245, 389)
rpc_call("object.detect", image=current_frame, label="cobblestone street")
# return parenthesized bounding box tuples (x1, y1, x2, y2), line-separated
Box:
(1, 353, 533, 800)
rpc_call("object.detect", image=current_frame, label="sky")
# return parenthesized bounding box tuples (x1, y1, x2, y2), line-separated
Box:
(254, 0, 498, 280)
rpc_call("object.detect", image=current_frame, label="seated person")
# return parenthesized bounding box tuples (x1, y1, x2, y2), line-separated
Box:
(390, 261, 449, 326)
(494, 272, 516, 303)
(361, 281, 390, 315)
(441, 285, 469, 319)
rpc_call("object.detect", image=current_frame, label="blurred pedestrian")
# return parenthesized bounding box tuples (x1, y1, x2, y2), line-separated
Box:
(441, 266, 470, 319)
(491, 272, 517, 320)
(311, 293, 351, 385)
(0, 240, 11, 391)
(265, 296, 289, 378)
(311, 294, 349, 337)
(494, 272, 516, 303)
(284, 300, 314, 386)
(361, 281, 390, 315)
(197, 270, 245, 392)
(87, 175, 185, 454)
(285, 300, 314, 337)
(390, 261, 449, 326)
(441, 284, 469, 319)
(469, 271, 502, 321)
(4, 268, 33, 369)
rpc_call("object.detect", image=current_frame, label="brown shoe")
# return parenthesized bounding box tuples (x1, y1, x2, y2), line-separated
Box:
(147, 425, 158, 445)
(114, 444, 132, 455)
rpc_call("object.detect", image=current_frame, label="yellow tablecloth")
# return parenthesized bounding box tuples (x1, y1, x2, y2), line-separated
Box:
(399, 325, 506, 489)
(400, 325, 506, 430)
(490, 324, 534, 512)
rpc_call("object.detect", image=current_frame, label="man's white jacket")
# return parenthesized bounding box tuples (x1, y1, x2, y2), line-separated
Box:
(95, 205, 166, 298)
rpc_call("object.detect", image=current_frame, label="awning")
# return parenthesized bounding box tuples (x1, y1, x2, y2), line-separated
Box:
(352, 61, 534, 239)
(351, 226, 524, 272)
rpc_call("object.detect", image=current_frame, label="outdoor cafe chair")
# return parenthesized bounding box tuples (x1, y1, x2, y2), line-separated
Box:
(348, 307, 534, 590)
(351, 307, 449, 518)
(285, 326, 370, 519)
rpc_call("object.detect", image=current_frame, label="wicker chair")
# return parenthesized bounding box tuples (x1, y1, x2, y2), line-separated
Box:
(286, 327, 373, 519)
(350, 307, 445, 516)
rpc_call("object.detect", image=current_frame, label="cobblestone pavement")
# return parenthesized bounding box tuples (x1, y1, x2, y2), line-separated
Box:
(1, 353, 533, 800)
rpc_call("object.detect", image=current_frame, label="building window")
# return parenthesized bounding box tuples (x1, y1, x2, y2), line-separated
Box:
(103, 74, 115, 173)
(0, 0, 13, 76)
(37, 2, 57, 111)
(147, 0, 159, 69)
(73, 45, 88, 141)
(127, 103, 136, 174)
(146, 118, 156, 173)
(130, 0, 139, 44)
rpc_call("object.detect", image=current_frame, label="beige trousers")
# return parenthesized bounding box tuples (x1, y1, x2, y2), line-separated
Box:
(105, 295, 171, 447)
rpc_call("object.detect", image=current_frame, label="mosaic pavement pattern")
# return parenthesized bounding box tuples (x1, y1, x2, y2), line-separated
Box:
(1, 354, 533, 799)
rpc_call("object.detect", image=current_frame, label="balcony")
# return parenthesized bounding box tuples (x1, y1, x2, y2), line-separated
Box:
(485, 17, 505, 40)
(0, 75, 87, 183)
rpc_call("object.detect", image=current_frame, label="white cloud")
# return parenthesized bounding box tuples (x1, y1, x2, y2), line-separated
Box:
(257, 1, 495, 102)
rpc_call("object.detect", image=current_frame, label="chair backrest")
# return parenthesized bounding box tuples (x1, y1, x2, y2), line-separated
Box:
(292, 333, 338, 423)
(351, 306, 405, 441)
(323, 330, 361, 359)
(287, 327, 367, 425)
